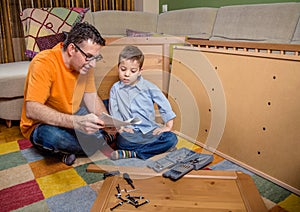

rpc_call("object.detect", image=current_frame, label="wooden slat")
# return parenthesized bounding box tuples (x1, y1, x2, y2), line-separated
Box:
(86, 164, 238, 179)
(236, 172, 268, 212)
(90, 175, 119, 212)
(187, 38, 300, 52)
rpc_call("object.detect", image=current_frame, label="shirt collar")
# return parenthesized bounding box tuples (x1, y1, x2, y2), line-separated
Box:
(119, 75, 144, 90)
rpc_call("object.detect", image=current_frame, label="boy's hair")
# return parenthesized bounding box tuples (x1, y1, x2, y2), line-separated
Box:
(63, 22, 105, 50)
(118, 45, 144, 68)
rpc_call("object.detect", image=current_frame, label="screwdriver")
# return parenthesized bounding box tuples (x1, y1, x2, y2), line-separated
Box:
(123, 173, 135, 189)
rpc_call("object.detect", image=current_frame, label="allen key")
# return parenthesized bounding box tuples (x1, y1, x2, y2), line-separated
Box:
(115, 184, 121, 193)
(136, 199, 150, 208)
(125, 188, 140, 193)
(130, 195, 144, 200)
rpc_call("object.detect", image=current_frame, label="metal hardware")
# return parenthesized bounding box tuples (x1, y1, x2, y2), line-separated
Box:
(136, 199, 150, 208)
(110, 202, 123, 211)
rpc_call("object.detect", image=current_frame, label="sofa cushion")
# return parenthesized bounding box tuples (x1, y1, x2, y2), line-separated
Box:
(82, 9, 94, 24)
(20, 7, 89, 58)
(210, 3, 300, 43)
(0, 61, 30, 98)
(36, 32, 66, 51)
(91, 11, 158, 36)
(291, 17, 300, 44)
(126, 29, 152, 37)
(157, 8, 218, 39)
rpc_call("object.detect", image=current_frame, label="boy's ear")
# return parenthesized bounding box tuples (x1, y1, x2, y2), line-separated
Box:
(138, 68, 143, 76)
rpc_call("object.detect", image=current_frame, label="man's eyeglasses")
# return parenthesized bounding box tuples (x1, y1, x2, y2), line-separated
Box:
(73, 43, 103, 62)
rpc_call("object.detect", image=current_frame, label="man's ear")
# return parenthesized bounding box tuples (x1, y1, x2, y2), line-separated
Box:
(67, 43, 76, 56)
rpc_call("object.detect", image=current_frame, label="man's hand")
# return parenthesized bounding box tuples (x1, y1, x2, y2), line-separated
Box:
(73, 113, 104, 134)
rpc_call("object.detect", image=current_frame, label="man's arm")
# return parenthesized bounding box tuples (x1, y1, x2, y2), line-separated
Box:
(83, 92, 108, 116)
(26, 101, 104, 134)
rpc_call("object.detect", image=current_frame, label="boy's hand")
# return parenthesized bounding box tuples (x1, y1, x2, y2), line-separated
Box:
(118, 126, 134, 134)
(152, 126, 171, 135)
(153, 119, 174, 135)
(104, 126, 118, 135)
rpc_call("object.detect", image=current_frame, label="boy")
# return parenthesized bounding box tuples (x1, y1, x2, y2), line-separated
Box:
(109, 45, 178, 160)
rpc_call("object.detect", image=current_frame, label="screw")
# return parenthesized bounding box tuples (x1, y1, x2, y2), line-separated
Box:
(126, 194, 139, 205)
(110, 202, 123, 211)
(117, 196, 127, 203)
(126, 199, 138, 208)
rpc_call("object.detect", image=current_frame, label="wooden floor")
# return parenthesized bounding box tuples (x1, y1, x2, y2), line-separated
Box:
(0, 119, 24, 144)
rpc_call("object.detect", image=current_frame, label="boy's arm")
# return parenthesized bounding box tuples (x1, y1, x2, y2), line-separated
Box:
(152, 88, 176, 124)
(152, 119, 174, 135)
(108, 85, 124, 120)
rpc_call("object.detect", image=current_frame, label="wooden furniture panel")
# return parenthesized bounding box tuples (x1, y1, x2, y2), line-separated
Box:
(90, 170, 267, 212)
(169, 46, 300, 194)
(94, 37, 186, 100)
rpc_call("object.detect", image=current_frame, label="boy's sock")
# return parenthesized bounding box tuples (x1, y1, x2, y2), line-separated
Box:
(110, 150, 137, 160)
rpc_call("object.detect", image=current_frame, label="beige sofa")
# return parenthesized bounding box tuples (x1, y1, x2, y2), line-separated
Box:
(1, 2, 299, 127)
(85, 2, 300, 43)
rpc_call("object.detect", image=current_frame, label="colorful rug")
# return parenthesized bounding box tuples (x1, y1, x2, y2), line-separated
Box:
(0, 138, 299, 211)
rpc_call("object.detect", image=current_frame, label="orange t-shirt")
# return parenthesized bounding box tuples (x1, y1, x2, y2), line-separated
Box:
(20, 43, 96, 139)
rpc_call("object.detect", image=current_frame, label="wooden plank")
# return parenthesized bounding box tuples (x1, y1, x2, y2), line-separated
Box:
(90, 175, 119, 212)
(86, 164, 238, 179)
(236, 172, 268, 212)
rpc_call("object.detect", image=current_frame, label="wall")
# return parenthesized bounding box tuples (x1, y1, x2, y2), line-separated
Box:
(135, 0, 159, 13)
(159, 0, 300, 12)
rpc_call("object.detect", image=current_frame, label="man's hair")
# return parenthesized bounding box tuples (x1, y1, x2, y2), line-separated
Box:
(118, 45, 144, 68)
(63, 22, 105, 50)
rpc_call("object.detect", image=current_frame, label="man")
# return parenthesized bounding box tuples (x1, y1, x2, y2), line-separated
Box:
(20, 22, 111, 165)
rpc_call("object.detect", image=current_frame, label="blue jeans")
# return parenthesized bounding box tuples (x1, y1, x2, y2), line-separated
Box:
(30, 107, 108, 156)
(117, 130, 178, 160)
